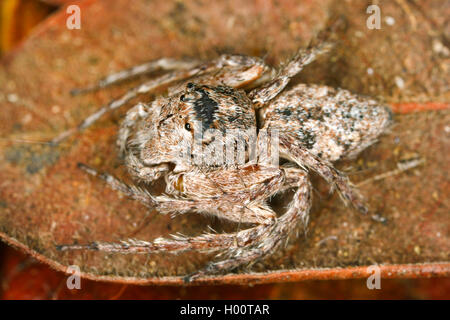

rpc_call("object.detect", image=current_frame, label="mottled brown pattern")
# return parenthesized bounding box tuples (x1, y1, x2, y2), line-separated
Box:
(53, 18, 392, 282)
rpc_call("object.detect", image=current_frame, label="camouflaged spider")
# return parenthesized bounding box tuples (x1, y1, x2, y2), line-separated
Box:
(55, 23, 392, 282)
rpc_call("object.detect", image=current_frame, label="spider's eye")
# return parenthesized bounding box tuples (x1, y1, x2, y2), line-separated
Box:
(180, 94, 186, 102)
(185, 123, 192, 131)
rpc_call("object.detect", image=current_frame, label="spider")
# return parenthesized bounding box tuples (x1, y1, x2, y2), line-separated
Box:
(55, 22, 392, 282)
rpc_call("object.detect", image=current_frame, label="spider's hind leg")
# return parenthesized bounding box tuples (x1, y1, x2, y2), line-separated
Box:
(279, 135, 368, 214)
(248, 17, 344, 109)
(185, 169, 312, 282)
(57, 218, 272, 256)
(249, 41, 333, 109)
(58, 164, 279, 265)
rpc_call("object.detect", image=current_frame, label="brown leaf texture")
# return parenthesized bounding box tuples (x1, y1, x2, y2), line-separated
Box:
(0, 0, 448, 284)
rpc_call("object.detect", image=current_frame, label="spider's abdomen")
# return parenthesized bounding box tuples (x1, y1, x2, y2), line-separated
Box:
(261, 84, 392, 161)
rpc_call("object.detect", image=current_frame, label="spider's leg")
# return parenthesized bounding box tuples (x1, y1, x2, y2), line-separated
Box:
(58, 166, 278, 254)
(76, 163, 196, 211)
(248, 16, 345, 109)
(76, 162, 158, 207)
(70, 58, 201, 95)
(114, 102, 170, 182)
(61, 164, 308, 281)
(212, 54, 273, 89)
(279, 134, 368, 214)
(76, 163, 277, 225)
(125, 153, 169, 183)
(117, 102, 149, 156)
(51, 54, 272, 146)
(280, 165, 310, 191)
(56, 207, 273, 254)
(50, 67, 207, 145)
(56, 228, 265, 253)
(249, 41, 333, 109)
(186, 169, 311, 282)
(165, 53, 273, 94)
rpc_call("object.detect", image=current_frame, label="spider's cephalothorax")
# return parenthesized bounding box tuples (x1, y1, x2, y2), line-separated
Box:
(132, 82, 258, 173)
(55, 23, 392, 281)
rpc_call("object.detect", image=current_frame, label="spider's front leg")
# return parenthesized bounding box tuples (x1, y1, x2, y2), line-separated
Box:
(50, 54, 271, 145)
(50, 66, 205, 145)
(74, 163, 283, 225)
(70, 57, 201, 95)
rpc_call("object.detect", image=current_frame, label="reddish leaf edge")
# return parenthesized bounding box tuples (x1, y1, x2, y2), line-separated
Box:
(1, 231, 449, 286)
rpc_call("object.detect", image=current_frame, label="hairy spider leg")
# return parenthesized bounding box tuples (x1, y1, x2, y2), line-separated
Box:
(70, 57, 202, 95)
(57, 164, 311, 282)
(50, 54, 271, 145)
(279, 134, 367, 213)
(50, 67, 206, 145)
(248, 17, 342, 109)
(185, 169, 311, 282)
